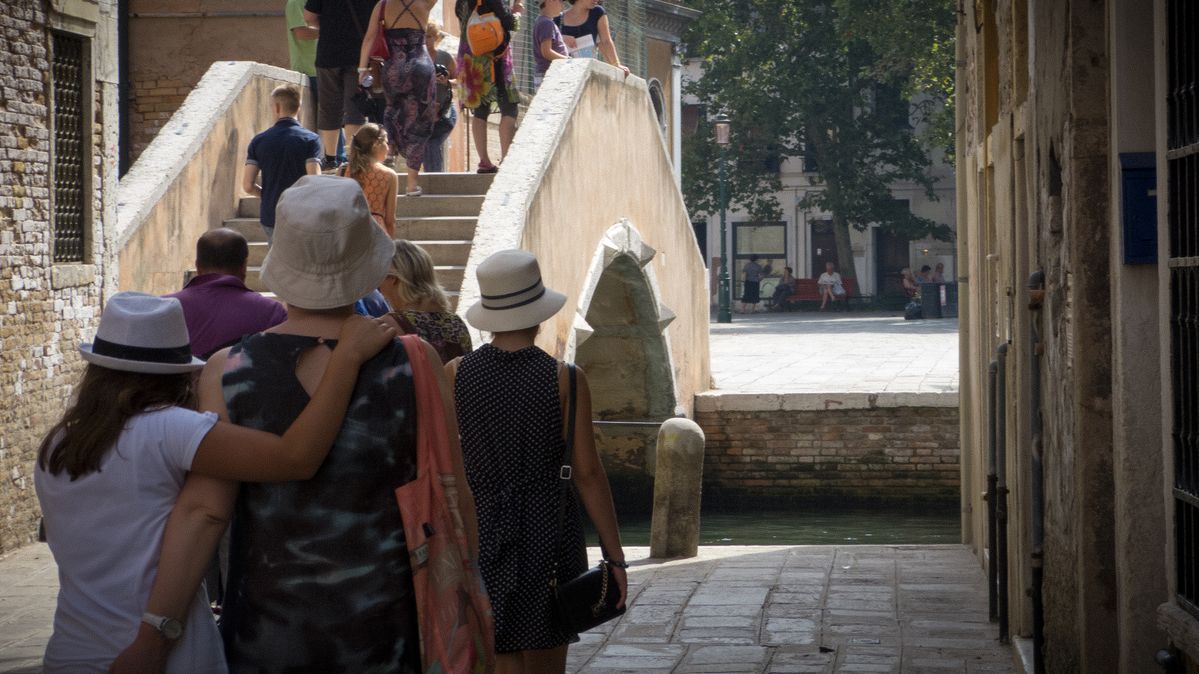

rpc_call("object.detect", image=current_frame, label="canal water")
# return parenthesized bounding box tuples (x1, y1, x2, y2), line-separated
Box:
(613, 506, 960, 546)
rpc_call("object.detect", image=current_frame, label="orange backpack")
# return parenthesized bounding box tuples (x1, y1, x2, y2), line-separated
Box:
(466, 0, 505, 56)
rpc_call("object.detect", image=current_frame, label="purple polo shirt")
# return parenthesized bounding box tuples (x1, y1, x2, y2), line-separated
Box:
(166, 274, 288, 358)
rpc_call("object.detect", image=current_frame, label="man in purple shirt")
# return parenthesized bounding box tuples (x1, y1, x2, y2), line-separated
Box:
(166, 229, 288, 358)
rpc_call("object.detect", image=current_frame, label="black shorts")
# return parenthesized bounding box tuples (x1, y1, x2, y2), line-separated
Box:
(472, 99, 518, 120)
(316, 66, 368, 130)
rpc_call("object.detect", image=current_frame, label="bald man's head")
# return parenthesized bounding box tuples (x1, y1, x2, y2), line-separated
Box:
(196, 228, 249, 278)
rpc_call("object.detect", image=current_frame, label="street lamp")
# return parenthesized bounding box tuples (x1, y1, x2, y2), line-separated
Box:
(714, 114, 732, 323)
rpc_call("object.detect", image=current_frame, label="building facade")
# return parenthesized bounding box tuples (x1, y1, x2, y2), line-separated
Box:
(684, 66, 957, 306)
(0, 0, 118, 554)
(957, 0, 1199, 671)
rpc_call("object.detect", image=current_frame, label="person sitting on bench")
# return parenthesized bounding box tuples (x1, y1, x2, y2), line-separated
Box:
(818, 261, 846, 311)
(771, 266, 797, 311)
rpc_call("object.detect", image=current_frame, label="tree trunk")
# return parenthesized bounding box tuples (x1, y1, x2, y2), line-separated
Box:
(831, 212, 855, 296)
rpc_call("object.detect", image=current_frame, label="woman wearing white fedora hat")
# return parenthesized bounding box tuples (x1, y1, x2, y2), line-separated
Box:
(448, 249, 628, 674)
(35, 291, 396, 673)
(115, 175, 481, 672)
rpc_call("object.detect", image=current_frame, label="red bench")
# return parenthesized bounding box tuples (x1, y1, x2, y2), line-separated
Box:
(776, 277, 857, 310)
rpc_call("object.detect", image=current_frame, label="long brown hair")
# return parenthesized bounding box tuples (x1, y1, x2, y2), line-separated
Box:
(38, 365, 196, 480)
(347, 123, 387, 180)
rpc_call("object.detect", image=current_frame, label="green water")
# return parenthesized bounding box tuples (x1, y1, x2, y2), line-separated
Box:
(614, 506, 961, 546)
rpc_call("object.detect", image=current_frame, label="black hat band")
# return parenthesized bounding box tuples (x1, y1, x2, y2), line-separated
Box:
(481, 280, 547, 311)
(92, 337, 194, 365)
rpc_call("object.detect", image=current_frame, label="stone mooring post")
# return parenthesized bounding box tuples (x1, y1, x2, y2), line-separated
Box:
(650, 418, 706, 558)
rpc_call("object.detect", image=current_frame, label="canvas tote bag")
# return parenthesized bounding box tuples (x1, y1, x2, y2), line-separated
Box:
(395, 335, 496, 673)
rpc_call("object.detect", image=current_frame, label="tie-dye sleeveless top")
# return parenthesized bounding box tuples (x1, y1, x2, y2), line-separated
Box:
(219, 333, 421, 673)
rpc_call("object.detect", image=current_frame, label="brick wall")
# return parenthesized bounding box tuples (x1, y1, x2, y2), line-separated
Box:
(129, 78, 189, 161)
(695, 394, 959, 503)
(0, 1, 114, 553)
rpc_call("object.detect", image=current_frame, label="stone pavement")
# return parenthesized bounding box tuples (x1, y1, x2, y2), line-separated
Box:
(0, 543, 1012, 673)
(709, 313, 958, 395)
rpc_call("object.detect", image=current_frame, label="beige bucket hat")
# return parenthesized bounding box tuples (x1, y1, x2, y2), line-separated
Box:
(465, 249, 567, 332)
(79, 292, 206, 374)
(260, 175, 395, 310)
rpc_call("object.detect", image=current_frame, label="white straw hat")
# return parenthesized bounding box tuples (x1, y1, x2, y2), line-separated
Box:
(260, 175, 395, 309)
(465, 249, 566, 332)
(79, 292, 206, 374)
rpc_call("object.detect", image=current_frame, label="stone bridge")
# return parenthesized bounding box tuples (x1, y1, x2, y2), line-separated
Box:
(115, 59, 711, 506)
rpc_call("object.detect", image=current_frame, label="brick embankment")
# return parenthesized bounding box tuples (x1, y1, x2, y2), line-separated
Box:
(695, 392, 960, 503)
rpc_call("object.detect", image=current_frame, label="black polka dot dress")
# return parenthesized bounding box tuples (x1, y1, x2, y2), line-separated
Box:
(454, 344, 588, 653)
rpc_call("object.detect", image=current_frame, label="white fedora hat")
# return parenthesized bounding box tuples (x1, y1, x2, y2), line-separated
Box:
(465, 249, 566, 332)
(79, 292, 206, 374)
(260, 175, 395, 310)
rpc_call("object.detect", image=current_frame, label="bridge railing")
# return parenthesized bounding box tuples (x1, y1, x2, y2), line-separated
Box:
(459, 58, 711, 414)
(115, 62, 309, 295)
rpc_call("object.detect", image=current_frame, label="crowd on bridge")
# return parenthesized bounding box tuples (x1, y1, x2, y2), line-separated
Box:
(34, 175, 630, 673)
(281, 0, 630, 192)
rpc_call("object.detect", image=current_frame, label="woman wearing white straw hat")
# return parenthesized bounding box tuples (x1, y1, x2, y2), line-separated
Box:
(35, 291, 395, 673)
(447, 249, 628, 674)
(120, 175, 480, 672)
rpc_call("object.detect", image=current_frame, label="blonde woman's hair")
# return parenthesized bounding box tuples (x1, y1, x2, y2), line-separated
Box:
(425, 20, 443, 40)
(347, 123, 386, 179)
(390, 240, 450, 312)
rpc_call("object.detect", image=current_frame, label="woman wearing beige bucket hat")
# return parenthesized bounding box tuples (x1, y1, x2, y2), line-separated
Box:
(115, 176, 480, 672)
(35, 291, 396, 672)
(448, 249, 628, 674)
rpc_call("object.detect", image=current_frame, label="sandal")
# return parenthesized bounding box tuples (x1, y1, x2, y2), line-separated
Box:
(476, 162, 498, 174)
(405, 186, 423, 197)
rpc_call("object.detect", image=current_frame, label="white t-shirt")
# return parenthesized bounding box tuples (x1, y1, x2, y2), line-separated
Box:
(35, 406, 227, 674)
(818, 271, 844, 293)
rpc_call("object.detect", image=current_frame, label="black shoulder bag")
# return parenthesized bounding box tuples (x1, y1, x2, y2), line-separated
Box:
(551, 363, 626, 634)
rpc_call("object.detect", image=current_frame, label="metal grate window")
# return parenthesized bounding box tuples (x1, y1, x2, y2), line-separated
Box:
(51, 32, 87, 263)
(1168, 0, 1199, 619)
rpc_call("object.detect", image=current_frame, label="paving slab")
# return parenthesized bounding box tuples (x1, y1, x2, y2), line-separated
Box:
(0, 543, 1013, 673)
(709, 313, 958, 395)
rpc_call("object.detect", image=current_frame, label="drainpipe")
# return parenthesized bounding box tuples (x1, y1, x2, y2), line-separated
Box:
(987, 359, 999, 623)
(995, 342, 1010, 644)
(1027, 270, 1045, 673)
(671, 44, 683, 190)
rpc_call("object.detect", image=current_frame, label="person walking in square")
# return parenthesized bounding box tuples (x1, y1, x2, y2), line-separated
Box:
(534, 0, 570, 91)
(739, 255, 769, 313)
(166, 229, 287, 359)
(448, 249, 627, 674)
(304, 0, 377, 170)
(242, 85, 322, 242)
(358, 0, 438, 196)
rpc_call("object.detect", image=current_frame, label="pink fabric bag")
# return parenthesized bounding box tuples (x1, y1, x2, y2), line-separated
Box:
(396, 335, 496, 673)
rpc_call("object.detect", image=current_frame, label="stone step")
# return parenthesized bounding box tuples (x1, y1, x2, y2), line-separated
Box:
(236, 173, 491, 218)
(247, 241, 268, 267)
(395, 217, 478, 241)
(415, 240, 472, 266)
(417, 172, 494, 195)
(224, 217, 269, 243)
(395, 195, 484, 218)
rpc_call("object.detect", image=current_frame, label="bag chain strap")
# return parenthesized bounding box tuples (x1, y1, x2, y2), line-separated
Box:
(591, 560, 610, 616)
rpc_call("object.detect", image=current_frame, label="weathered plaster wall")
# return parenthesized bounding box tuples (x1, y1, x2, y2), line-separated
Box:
(0, 0, 118, 553)
(117, 62, 307, 296)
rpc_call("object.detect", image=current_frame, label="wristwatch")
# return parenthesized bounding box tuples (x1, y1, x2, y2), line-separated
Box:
(141, 612, 184, 641)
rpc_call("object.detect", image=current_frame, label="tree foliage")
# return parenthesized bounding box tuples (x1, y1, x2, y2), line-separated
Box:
(682, 0, 956, 274)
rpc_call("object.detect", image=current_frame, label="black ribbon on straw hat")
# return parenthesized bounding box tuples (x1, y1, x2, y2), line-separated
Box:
(480, 280, 547, 311)
(90, 337, 194, 365)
